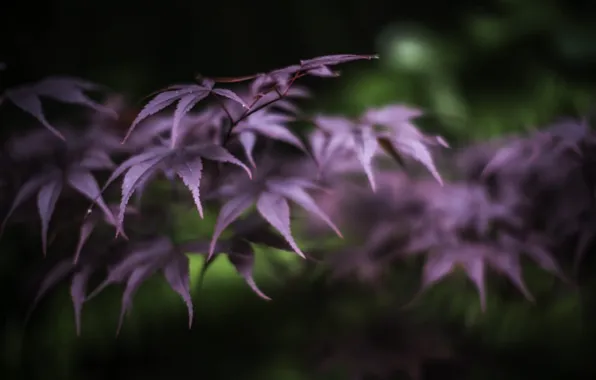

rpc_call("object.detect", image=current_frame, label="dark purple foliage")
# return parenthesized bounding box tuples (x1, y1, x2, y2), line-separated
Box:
(3, 76, 117, 140)
(1, 52, 593, 361)
(1, 126, 118, 254)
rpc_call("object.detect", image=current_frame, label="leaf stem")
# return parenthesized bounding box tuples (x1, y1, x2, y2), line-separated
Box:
(221, 72, 304, 146)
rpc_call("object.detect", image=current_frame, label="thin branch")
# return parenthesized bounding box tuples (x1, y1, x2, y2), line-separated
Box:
(221, 72, 305, 146)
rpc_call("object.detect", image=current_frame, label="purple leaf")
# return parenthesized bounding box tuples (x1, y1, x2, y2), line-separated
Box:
(125, 86, 200, 142)
(238, 132, 258, 168)
(521, 238, 566, 281)
(4, 87, 66, 140)
(127, 83, 247, 144)
(267, 180, 343, 238)
(299, 54, 379, 70)
(37, 179, 63, 255)
(312, 115, 384, 187)
(34, 77, 117, 118)
(234, 111, 307, 165)
(212, 88, 248, 108)
(309, 130, 351, 170)
(73, 218, 97, 264)
(305, 65, 340, 77)
(353, 127, 379, 191)
(0, 172, 52, 237)
(421, 254, 455, 287)
(209, 195, 254, 259)
(67, 169, 115, 225)
(26, 260, 74, 322)
(80, 149, 115, 170)
(481, 144, 522, 178)
(87, 238, 174, 300)
(5, 77, 115, 140)
(163, 255, 194, 328)
(489, 252, 534, 302)
(117, 262, 160, 335)
(392, 134, 443, 185)
(70, 266, 92, 336)
(176, 159, 204, 218)
(103, 147, 170, 191)
(363, 104, 423, 125)
(268, 54, 378, 79)
(256, 192, 305, 258)
(227, 242, 271, 300)
(171, 93, 209, 147)
(361, 105, 445, 184)
(188, 144, 252, 179)
(377, 136, 406, 168)
(313, 115, 354, 134)
(245, 121, 307, 152)
(117, 155, 166, 233)
(416, 250, 487, 310)
(462, 258, 486, 311)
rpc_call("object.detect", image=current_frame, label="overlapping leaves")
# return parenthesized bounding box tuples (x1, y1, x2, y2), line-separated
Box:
(329, 124, 586, 309)
(312, 105, 448, 191)
(29, 214, 297, 335)
(208, 158, 342, 261)
(1, 127, 116, 254)
(8, 53, 385, 335)
(3, 76, 117, 140)
(102, 139, 252, 234)
(15, 53, 592, 341)
(123, 78, 248, 146)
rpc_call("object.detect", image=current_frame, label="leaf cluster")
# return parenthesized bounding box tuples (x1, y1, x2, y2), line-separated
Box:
(1, 54, 593, 353)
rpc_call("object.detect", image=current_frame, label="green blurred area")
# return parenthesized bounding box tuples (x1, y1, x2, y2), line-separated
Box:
(3, 0, 596, 379)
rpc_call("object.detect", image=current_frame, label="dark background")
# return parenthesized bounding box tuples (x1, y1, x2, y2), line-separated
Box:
(2, 0, 596, 379)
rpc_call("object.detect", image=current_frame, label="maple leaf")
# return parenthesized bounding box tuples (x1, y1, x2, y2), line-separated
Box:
(24, 234, 126, 336)
(410, 240, 551, 311)
(25, 259, 89, 335)
(403, 183, 565, 307)
(223, 54, 376, 124)
(233, 109, 307, 167)
(307, 129, 365, 181)
(135, 54, 376, 152)
(123, 79, 248, 146)
(208, 158, 342, 261)
(85, 236, 193, 335)
(188, 213, 302, 299)
(311, 105, 447, 191)
(267, 54, 379, 82)
(364, 105, 448, 185)
(182, 238, 272, 300)
(3, 76, 118, 140)
(248, 75, 310, 109)
(101, 140, 251, 235)
(328, 169, 565, 309)
(79, 224, 289, 332)
(473, 121, 594, 274)
(6, 122, 122, 163)
(145, 105, 229, 148)
(312, 115, 380, 190)
(1, 127, 117, 254)
(481, 127, 583, 181)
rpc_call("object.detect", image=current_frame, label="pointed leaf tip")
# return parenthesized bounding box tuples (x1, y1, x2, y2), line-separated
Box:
(164, 256, 194, 329)
(227, 246, 271, 300)
(256, 193, 306, 259)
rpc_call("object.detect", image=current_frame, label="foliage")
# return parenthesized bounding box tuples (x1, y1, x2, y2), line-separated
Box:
(1, 52, 595, 379)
